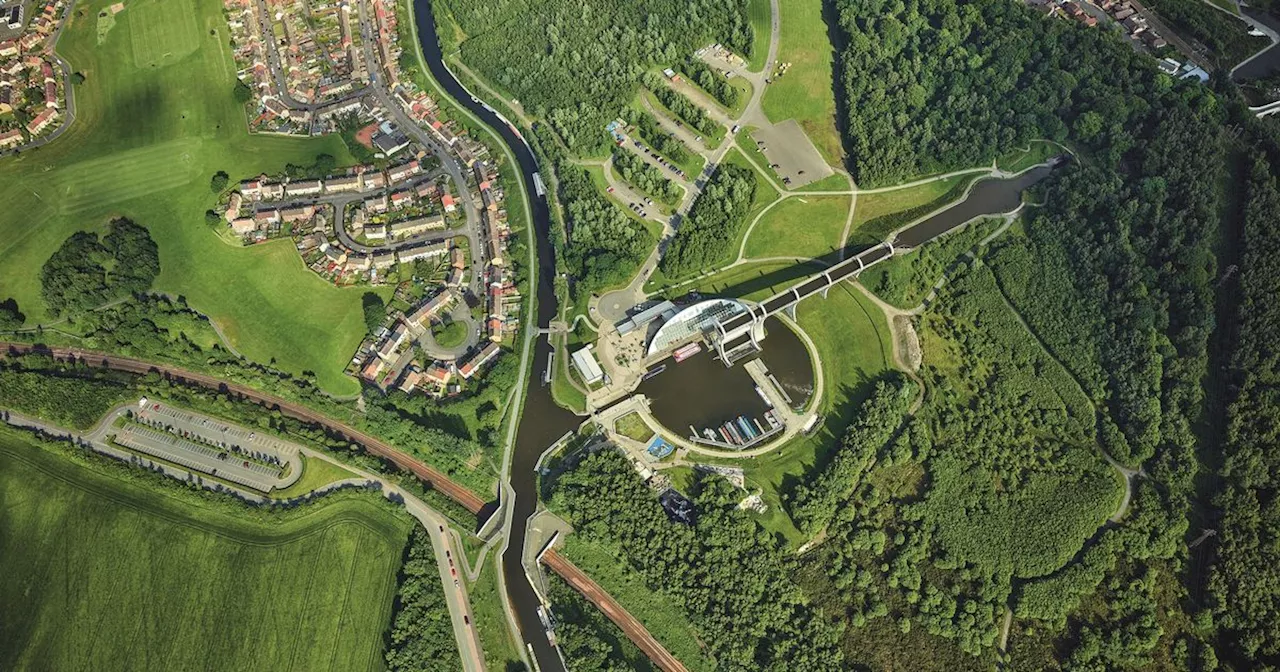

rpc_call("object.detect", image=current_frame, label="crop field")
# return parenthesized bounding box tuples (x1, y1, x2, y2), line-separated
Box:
(743, 195, 851, 259)
(0, 432, 409, 665)
(0, 0, 370, 395)
(760, 0, 841, 164)
(0, 431, 413, 672)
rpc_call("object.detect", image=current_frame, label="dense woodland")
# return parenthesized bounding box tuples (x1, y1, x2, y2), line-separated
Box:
(643, 73, 722, 138)
(680, 58, 742, 110)
(40, 219, 159, 317)
(384, 528, 461, 671)
(622, 107, 695, 169)
(1207, 118, 1280, 665)
(547, 573, 653, 671)
(437, 0, 751, 153)
(658, 164, 755, 278)
(556, 160, 655, 299)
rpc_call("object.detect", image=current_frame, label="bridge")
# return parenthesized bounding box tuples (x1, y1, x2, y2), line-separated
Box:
(1253, 99, 1280, 118)
(710, 241, 897, 364)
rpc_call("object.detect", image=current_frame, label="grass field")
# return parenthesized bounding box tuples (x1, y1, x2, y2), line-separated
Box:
(271, 453, 360, 500)
(743, 194, 851, 259)
(614, 412, 654, 443)
(846, 174, 978, 247)
(467, 555, 525, 670)
(745, 0, 772, 71)
(761, 0, 842, 165)
(0, 0, 372, 395)
(0, 430, 414, 671)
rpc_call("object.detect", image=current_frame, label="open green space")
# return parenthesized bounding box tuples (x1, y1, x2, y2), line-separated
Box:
(760, 0, 841, 165)
(431, 319, 469, 349)
(614, 412, 654, 443)
(743, 194, 850, 259)
(270, 453, 360, 500)
(0, 0, 370, 395)
(745, 0, 772, 71)
(467, 552, 525, 671)
(653, 259, 819, 303)
(0, 429, 413, 672)
(550, 336, 588, 414)
(847, 173, 979, 247)
(996, 140, 1060, 173)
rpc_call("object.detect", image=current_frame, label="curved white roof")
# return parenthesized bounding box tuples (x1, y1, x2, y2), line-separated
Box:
(646, 298, 749, 357)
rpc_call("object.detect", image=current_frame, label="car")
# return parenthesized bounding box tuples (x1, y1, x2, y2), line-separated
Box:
(607, 186, 614, 193)
(464, 616, 470, 625)
(439, 525, 444, 532)
(451, 567, 457, 577)
(732, 125, 740, 133)
(446, 550, 451, 558)
(644, 198, 653, 205)
(695, 135, 702, 142)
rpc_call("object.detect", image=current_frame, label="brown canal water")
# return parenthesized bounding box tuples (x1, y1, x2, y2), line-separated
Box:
(638, 317, 814, 437)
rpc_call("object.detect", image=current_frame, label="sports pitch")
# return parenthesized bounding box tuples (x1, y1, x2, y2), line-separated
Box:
(0, 429, 413, 671)
(0, 0, 371, 394)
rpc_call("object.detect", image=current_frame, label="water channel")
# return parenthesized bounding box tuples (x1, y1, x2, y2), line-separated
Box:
(409, 5, 1063, 663)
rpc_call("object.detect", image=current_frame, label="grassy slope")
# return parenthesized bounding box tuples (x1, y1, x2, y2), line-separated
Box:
(746, 0, 772, 71)
(0, 0, 370, 395)
(467, 555, 525, 670)
(0, 429, 413, 671)
(760, 0, 841, 165)
(744, 194, 850, 259)
(270, 453, 360, 499)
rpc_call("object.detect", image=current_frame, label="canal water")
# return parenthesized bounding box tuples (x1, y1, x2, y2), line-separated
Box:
(638, 317, 815, 438)
(895, 165, 1055, 248)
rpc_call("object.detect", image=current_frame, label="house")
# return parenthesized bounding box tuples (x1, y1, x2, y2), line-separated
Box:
(260, 182, 286, 199)
(1114, 7, 1135, 20)
(376, 321, 410, 361)
(0, 87, 11, 115)
(361, 169, 386, 190)
(360, 356, 386, 382)
(364, 194, 389, 214)
(43, 80, 57, 108)
(280, 205, 316, 222)
(230, 217, 258, 235)
(224, 192, 244, 222)
(240, 179, 263, 199)
(372, 251, 396, 268)
(415, 181, 439, 199)
(253, 207, 281, 224)
(364, 223, 388, 239)
(388, 160, 420, 182)
(424, 361, 452, 387)
(0, 40, 18, 58)
(1122, 16, 1145, 34)
(450, 247, 465, 269)
(327, 175, 362, 193)
(446, 267, 464, 287)
(25, 107, 57, 135)
(373, 131, 410, 156)
(457, 342, 500, 379)
(397, 242, 448, 263)
(389, 190, 415, 208)
(487, 317, 503, 343)
(406, 291, 452, 327)
(397, 368, 423, 393)
(0, 129, 22, 148)
(324, 245, 347, 265)
(388, 215, 444, 237)
(441, 193, 456, 212)
(287, 179, 324, 196)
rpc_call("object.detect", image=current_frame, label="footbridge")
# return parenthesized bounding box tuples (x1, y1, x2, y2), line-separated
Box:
(711, 241, 896, 364)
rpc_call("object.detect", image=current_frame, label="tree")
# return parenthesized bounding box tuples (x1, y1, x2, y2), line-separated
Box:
(233, 79, 252, 104)
(362, 292, 386, 334)
(71, 72, 85, 85)
(0, 298, 23, 329)
(210, 171, 229, 194)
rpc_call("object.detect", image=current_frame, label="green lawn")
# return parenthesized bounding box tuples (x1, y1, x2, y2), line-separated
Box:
(848, 174, 978, 246)
(0, 429, 414, 671)
(701, 284, 893, 545)
(561, 535, 717, 672)
(0, 0, 372, 395)
(743, 195, 851, 259)
(432, 319, 469, 348)
(745, 0, 772, 71)
(655, 259, 823, 302)
(614, 412, 654, 443)
(761, 0, 841, 165)
(270, 453, 360, 500)
(468, 555, 525, 671)
(996, 140, 1060, 173)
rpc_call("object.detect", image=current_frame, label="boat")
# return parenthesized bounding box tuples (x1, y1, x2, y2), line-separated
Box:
(718, 426, 734, 444)
(703, 428, 717, 441)
(725, 422, 744, 444)
(673, 342, 702, 362)
(755, 385, 773, 407)
(765, 411, 781, 429)
(754, 417, 767, 435)
(642, 364, 667, 381)
(737, 417, 756, 440)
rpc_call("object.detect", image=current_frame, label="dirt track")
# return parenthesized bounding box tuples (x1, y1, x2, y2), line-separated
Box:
(542, 549, 689, 672)
(0, 342, 489, 514)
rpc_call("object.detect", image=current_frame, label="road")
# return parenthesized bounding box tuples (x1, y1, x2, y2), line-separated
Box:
(0, 0, 78, 158)
(0, 341, 490, 513)
(1, 404, 486, 671)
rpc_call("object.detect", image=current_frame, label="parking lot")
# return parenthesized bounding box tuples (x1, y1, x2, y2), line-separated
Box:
(750, 120, 834, 189)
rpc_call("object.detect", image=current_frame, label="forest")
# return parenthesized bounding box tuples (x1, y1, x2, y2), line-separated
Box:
(680, 57, 742, 110)
(550, 449, 843, 670)
(384, 528, 461, 671)
(40, 219, 159, 316)
(658, 163, 755, 278)
(622, 107, 695, 169)
(437, 0, 751, 153)
(1206, 117, 1280, 664)
(556, 160, 655, 299)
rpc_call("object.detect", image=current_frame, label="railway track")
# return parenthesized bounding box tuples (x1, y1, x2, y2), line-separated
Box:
(0, 342, 488, 515)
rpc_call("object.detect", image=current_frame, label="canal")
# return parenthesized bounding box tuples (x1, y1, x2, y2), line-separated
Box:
(638, 317, 815, 439)
(895, 164, 1056, 248)
(410, 2, 576, 670)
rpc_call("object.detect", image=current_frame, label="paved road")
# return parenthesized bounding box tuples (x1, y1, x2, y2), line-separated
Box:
(0, 0, 79, 158)
(2, 404, 485, 671)
(0, 341, 491, 512)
